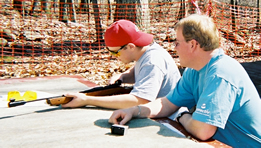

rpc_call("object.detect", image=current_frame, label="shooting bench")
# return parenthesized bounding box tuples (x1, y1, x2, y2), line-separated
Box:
(0, 75, 232, 147)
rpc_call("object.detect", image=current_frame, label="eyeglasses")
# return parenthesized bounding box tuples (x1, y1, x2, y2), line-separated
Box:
(173, 39, 185, 47)
(173, 39, 178, 47)
(7, 91, 37, 101)
(106, 44, 127, 57)
(174, 39, 195, 47)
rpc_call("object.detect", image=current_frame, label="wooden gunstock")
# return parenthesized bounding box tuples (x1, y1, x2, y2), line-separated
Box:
(46, 96, 73, 106)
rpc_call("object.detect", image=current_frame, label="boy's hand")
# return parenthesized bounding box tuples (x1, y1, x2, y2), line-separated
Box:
(61, 93, 88, 108)
(108, 73, 123, 84)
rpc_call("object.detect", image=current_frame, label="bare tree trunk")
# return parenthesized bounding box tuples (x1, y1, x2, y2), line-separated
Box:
(107, 0, 113, 20)
(136, 0, 150, 30)
(13, 0, 25, 16)
(59, 0, 77, 23)
(114, 0, 150, 30)
(205, 0, 212, 16)
(81, 0, 91, 22)
(114, 0, 136, 22)
(53, 0, 59, 14)
(231, 0, 238, 31)
(59, 0, 68, 23)
(30, 0, 51, 15)
(177, 0, 202, 19)
(30, 0, 38, 15)
(80, 0, 91, 16)
(92, 0, 103, 41)
(68, 0, 77, 22)
(42, 0, 51, 12)
(257, 0, 260, 28)
(177, 0, 186, 20)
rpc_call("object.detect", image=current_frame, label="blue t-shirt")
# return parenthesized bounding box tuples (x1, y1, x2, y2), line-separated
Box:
(166, 48, 261, 147)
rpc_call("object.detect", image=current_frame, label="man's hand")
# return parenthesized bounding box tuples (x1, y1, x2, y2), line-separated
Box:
(109, 107, 136, 125)
(61, 93, 88, 108)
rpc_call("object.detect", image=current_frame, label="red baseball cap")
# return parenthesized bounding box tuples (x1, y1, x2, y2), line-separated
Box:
(105, 20, 153, 47)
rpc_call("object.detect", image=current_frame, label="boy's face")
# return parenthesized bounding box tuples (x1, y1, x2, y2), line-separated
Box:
(107, 45, 133, 64)
(106, 45, 127, 57)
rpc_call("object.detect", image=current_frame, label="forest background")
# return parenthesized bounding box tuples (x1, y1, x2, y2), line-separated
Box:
(0, 0, 260, 85)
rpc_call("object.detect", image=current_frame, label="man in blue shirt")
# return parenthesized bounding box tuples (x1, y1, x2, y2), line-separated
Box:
(109, 14, 261, 147)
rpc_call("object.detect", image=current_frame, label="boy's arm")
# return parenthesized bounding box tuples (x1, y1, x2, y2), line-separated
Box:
(62, 93, 149, 109)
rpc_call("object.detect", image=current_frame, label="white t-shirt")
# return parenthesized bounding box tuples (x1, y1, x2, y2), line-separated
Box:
(130, 42, 181, 101)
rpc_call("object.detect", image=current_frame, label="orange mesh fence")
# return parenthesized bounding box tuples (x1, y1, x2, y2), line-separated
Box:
(0, 0, 260, 79)
(211, 0, 261, 62)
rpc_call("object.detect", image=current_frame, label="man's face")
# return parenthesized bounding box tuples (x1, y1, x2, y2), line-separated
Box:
(174, 28, 192, 67)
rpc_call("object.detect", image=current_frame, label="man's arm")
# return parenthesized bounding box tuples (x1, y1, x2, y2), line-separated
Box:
(62, 93, 149, 109)
(178, 113, 217, 140)
(109, 97, 180, 124)
(144, 97, 180, 118)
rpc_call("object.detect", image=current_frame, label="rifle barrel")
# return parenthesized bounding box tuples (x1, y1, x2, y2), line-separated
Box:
(7, 80, 126, 107)
(8, 95, 63, 107)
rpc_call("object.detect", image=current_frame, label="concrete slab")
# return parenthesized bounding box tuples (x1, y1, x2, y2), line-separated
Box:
(0, 75, 213, 147)
(0, 75, 97, 96)
(0, 105, 212, 148)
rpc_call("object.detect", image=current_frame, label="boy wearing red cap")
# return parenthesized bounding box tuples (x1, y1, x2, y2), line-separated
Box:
(62, 20, 181, 109)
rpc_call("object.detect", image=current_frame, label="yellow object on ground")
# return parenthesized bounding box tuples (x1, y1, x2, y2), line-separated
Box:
(7, 91, 37, 101)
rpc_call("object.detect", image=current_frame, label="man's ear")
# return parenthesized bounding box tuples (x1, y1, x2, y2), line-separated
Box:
(190, 39, 199, 52)
(191, 39, 198, 48)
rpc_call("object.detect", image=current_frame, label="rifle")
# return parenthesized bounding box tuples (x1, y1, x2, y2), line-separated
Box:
(8, 80, 133, 107)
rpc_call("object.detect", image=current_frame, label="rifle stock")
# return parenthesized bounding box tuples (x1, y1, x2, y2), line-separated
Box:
(46, 96, 73, 106)
(8, 80, 133, 107)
